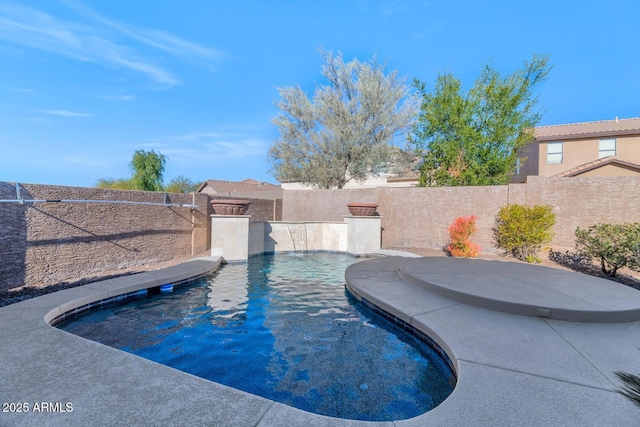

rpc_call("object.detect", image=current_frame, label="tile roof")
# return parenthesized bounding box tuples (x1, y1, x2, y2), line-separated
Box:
(386, 170, 420, 182)
(554, 156, 640, 177)
(535, 117, 640, 141)
(197, 179, 281, 194)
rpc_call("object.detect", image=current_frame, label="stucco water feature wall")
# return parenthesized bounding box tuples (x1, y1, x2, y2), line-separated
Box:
(211, 216, 381, 262)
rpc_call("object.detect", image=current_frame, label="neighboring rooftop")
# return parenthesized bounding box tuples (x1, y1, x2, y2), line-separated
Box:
(197, 179, 282, 198)
(554, 156, 640, 177)
(535, 117, 640, 141)
(386, 169, 420, 184)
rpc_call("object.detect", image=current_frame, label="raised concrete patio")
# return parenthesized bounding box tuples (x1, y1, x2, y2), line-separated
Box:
(346, 256, 640, 426)
(398, 257, 640, 322)
(1, 254, 639, 426)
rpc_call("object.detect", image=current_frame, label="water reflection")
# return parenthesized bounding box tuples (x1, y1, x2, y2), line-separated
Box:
(206, 267, 249, 322)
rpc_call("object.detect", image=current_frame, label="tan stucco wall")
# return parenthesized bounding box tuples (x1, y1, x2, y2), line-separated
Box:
(537, 135, 640, 177)
(618, 135, 640, 159)
(0, 182, 211, 292)
(282, 176, 640, 254)
(538, 139, 599, 176)
(573, 163, 640, 177)
(199, 186, 218, 195)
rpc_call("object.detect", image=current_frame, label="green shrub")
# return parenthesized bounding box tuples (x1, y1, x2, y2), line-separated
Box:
(575, 223, 640, 277)
(492, 204, 556, 263)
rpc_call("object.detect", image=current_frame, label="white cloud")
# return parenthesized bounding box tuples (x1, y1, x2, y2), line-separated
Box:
(147, 129, 270, 166)
(41, 109, 93, 117)
(59, 154, 108, 167)
(98, 94, 136, 101)
(15, 116, 53, 124)
(2, 86, 35, 93)
(166, 139, 268, 161)
(380, 1, 399, 15)
(107, 52, 178, 85)
(0, 4, 102, 62)
(141, 30, 224, 61)
(62, 0, 224, 64)
(175, 131, 236, 141)
(0, 1, 224, 86)
(214, 138, 267, 157)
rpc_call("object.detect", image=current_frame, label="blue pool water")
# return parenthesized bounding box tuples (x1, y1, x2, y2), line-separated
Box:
(58, 253, 455, 421)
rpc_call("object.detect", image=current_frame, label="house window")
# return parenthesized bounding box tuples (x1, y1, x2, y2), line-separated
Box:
(599, 138, 616, 158)
(547, 142, 563, 163)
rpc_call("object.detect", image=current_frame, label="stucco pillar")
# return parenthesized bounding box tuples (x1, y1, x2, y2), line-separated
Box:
(210, 215, 250, 262)
(344, 216, 381, 256)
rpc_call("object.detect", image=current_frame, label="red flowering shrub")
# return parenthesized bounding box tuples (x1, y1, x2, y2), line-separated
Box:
(447, 215, 480, 257)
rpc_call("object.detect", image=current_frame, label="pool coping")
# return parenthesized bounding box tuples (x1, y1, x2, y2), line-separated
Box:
(1, 253, 639, 426)
(345, 256, 640, 426)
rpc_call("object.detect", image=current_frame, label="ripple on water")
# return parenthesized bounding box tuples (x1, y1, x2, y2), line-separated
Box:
(58, 253, 455, 421)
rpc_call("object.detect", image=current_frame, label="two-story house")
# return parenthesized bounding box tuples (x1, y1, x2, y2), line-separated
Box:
(514, 117, 640, 181)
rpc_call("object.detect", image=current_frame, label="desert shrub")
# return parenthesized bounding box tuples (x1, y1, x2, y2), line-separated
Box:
(446, 215, 480, 257)
(575, 223, 640, 277)
(492, 204, 555, 263)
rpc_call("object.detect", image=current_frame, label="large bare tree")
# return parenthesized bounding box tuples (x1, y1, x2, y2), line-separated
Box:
(268, 50, 417, 189)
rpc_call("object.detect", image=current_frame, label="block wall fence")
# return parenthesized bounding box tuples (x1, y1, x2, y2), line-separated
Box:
(282, 176, 640, 254)
(0, 183, 280, 293)
(2, 177, 638, 293)
(0, 182, 210, 292)
(210, 196, 283, 222)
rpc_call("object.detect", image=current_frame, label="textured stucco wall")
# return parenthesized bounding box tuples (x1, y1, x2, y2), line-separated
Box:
(538, 135, 640, 177)
(523, 176, 640, 251)
(3, 177, 638, 292)
(377, 185, 508, 252)
(0, 182, 210, 292)
(261, 222, 348, 254)
(281, 177, 640, 254)
(282, 188, 378, 222)
(0, 183, 29, 290)
(210, 196, 282, 221)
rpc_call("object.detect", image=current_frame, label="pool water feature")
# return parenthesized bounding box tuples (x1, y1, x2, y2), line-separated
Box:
(58, 253, 455, 421)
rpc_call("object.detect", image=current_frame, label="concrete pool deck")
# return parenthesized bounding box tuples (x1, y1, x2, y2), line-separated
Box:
(1, 254, 640, 426)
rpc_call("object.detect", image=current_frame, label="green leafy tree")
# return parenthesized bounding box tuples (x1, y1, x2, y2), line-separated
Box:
(410, 54, 551, 186)
(268, 49, 418, 189)
(95, 150, 170, 192)
(165, 175, 200, 193)
(95, 177, 135, 190)
(130, 150, 167, 191)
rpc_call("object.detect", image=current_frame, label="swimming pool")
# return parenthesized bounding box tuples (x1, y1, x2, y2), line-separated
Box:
(58, 253, 455, 421)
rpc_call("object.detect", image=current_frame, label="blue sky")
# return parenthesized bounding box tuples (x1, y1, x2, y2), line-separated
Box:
(1, 0, 639, 188)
